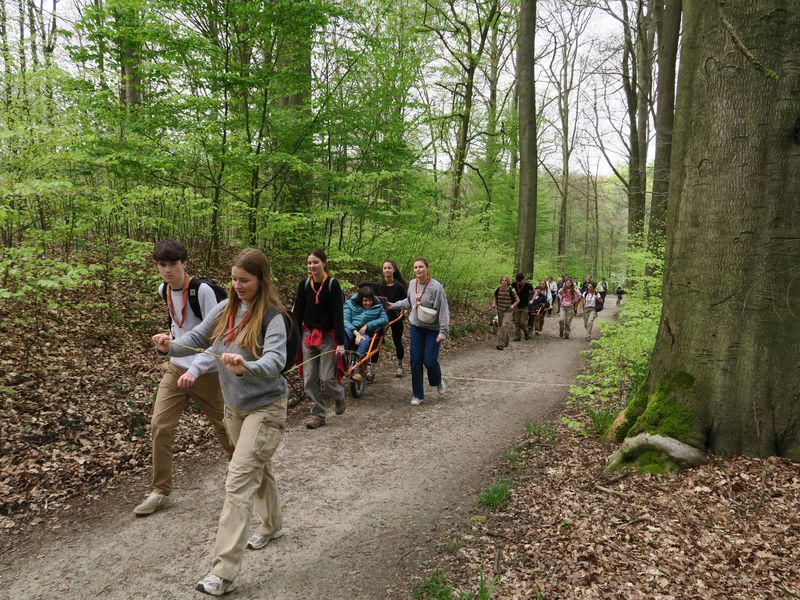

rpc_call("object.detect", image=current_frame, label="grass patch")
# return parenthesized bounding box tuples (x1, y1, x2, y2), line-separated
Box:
(586, 403, 622, 437)
(504, 443, 525, 467)
(478, 480, 512, 510)
(441, 538, 464, 554)
(412, 572, 499, 600)
(525, 420, 557, 442)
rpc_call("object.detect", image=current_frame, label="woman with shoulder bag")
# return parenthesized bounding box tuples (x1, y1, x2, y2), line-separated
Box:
(582, 282, 602, 340)
(388, 258, 450, 406)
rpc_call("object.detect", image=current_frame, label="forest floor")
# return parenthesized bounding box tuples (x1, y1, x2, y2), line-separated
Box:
(2, 307, 799, 599)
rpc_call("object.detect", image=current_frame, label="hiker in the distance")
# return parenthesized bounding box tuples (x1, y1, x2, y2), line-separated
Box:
(557, 277, 580, 339)
(291, 248, 346, 430)
(134, 240, 234, 517)
(388, 257, 449, 406)
(528, 280, 550, 336)
(373, 260, 408, 377)
(491, 275, 519, 350)
(582, 281, 603, 340)
(512, 273, 534, 340)
(152, 248, 290, 597)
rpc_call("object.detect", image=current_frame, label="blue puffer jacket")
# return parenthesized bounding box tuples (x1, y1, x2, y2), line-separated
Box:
(344, 294, 389, 334)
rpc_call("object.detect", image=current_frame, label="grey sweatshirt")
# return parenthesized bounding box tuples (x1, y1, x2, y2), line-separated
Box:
(168, 300, 288, 410)
(392, 277, 450, 338)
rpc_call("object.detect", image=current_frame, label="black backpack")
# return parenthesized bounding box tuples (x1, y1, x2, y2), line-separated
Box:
(160, 277, 228, 328)
(595, 294, 604, 313)
(262, 307, 302, 374)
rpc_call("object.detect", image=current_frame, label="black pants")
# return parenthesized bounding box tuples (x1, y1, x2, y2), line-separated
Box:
(370, 318, 405, 363)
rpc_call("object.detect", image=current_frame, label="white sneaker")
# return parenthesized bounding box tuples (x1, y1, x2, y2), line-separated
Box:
(437, 378, 447, 396)
(247, 528, 287, 550)
(395, 359, 404, 377)
(133, 492, 173, 516)
(410, 397, 423, 406)
(195, 573, 235, 596)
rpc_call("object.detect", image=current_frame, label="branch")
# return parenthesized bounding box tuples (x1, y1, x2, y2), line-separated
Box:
(716, 1, 780, 80)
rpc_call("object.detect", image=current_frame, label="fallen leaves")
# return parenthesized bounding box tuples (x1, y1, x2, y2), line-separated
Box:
(426, 410, 800, 598)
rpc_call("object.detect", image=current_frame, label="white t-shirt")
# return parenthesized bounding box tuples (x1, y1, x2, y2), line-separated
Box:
(158, 281, 222, 372)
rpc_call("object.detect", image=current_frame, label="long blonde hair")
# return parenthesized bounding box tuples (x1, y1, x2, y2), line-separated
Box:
(211, 248, 284, 356)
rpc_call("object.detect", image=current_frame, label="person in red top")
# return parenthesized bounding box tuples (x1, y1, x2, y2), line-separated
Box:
(291, 248, 346, 429)
(557, 278, 580, 339)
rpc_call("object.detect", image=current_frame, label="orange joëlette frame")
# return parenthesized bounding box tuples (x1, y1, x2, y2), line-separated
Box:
(346, 311, 405, 374)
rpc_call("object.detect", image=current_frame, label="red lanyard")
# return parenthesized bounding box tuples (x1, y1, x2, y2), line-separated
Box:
(415, 277, 430, 306)
(166, 275, 190, 329)
(224, 302, 251, 345)
(309, 273, 328, 304)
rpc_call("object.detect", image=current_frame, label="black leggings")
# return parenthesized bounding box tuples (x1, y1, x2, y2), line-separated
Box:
(370, 318, 405, 363)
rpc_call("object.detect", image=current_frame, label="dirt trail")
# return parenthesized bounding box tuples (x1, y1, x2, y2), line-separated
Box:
(1, 310, 613, 600)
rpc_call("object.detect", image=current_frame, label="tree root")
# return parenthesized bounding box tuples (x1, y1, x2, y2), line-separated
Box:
(608, 433, 707, 471)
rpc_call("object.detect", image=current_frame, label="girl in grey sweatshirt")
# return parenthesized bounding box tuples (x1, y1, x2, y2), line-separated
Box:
(153, 248, 289, 597)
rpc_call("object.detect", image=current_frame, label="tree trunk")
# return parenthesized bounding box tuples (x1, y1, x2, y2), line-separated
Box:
(646, 0, 681, 267)
(621, 0, 645, 239)
(514, 0, 536, 276)
(629, 0, 800, 460)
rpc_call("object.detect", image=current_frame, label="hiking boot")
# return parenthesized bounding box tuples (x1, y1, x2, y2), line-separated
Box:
(395, 359, 404, 377)
(351, 366, 363, 381)
(335, 396, 346, 416)
(559, 330, 564, 338)
(496, 344, 504, 350)
(410, 396, 423, 406)
(305, 417, 325, 429)
(195, 573, 235, 596)
(535, 331, 540, 336)
(564, 333, 570, 339)
(133, 492, 173, 516)
(524, 331, 530, 340)
(512, 336, 521, 342)
(365, 364, 375, 382)
(437, 378, 447, 396)
(247, 528, 287, 550)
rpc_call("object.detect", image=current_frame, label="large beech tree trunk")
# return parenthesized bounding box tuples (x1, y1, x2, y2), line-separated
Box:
(634, 1, 800, 459)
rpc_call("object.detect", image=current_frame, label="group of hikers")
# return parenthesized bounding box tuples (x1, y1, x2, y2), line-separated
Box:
(142, 240, 449, 596)
(491, 273, 618, 347)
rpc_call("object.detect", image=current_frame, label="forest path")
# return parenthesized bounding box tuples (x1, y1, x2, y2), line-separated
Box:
(1, 309, 614, 600)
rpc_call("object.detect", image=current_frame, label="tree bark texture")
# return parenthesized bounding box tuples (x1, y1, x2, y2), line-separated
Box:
(515, 0, 536, 276)
(643, 0, 800, 459)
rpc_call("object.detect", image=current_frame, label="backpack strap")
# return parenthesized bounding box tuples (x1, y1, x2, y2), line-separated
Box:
(187, 277, 204, 321)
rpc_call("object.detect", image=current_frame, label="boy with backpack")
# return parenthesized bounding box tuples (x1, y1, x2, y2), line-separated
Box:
(134, 240, 234, 516)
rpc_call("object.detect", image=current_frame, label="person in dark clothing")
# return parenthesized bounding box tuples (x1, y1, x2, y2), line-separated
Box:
(291, 248, 346, 430)
(374, 260, 408, 378)
(512, 273, 534, 340)
(528, 280, 550, 336)
(616, 285, 624, 306)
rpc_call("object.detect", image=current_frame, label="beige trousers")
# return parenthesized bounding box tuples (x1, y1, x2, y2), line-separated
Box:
(496, 311, 512, 346)
(211, 396, 287, 581)
(151, 362, 233, 494)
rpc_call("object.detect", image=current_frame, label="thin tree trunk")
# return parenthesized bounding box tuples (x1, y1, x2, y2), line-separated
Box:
(647, 0, 681, 268)
(514, 0, 536, 275)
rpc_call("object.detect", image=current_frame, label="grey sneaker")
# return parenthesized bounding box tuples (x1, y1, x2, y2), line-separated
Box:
(437, 378, 447, 396)
(133, 492, 173, 516)
(195, 573, 235, 596)
(247, 528, 287, 550)
(395, 359, 404, 377)
(410, 396, 423, 406)
(365, 364, 375, 382)
(335, 396, 346, 416)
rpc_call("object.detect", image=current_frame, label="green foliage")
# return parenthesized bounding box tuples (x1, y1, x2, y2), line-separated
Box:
(560, 417, 588, 437)
(477, 480, 512, 510)
(585, 403, 622, 437)
(504, 443, 526, 467)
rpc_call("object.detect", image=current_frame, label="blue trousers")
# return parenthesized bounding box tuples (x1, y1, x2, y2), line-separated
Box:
(409, 324, 442, 400)
(344, 329, 372, 361)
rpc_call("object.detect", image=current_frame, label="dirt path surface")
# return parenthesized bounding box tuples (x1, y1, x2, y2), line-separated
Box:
(1, 311, 611, 600)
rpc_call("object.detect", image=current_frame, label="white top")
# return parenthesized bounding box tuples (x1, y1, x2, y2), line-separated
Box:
(158, 282, 220, 372)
